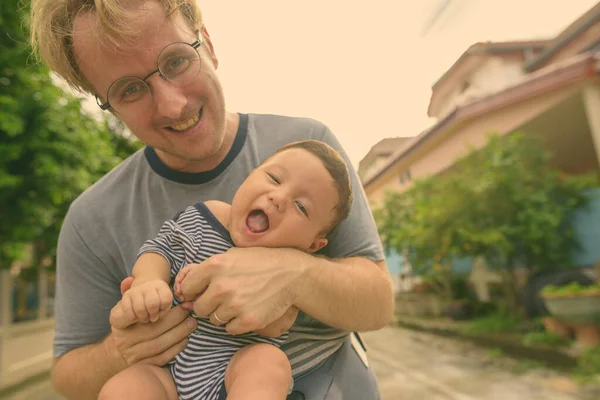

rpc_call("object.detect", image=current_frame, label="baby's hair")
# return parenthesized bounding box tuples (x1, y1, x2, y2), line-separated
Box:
(269, 140, 353, 234)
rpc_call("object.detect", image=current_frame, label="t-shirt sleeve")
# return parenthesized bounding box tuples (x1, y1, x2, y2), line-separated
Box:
(53, 209, 123, 358)
(316, 126, 385, 261)
(137, 212, 190, 269)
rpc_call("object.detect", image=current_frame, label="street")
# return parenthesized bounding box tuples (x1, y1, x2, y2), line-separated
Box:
(362, 326, 599, 400)
(3, 325, 599, 399)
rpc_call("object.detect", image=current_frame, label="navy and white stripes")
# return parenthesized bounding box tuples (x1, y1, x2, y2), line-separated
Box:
(138, 202, 347, 399)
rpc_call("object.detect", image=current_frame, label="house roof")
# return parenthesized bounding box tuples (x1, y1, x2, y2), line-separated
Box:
(432, 40, 550, 89)
(358, 137, 411, 177)
(363, 51, 599, 189)
(525, 2, 600, 72)
(360, 137, 410, 160)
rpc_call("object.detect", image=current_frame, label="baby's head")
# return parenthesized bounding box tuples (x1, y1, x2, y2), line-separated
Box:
(229, 140, 353, 253)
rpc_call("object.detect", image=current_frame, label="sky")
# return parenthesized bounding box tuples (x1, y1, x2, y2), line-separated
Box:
(195, 0, 600, 168)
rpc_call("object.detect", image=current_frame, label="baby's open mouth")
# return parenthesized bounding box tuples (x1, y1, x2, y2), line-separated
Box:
(246, 209, 269, 233)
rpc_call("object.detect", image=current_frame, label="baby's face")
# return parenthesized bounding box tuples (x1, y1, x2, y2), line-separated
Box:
(229, 148, 339, 252)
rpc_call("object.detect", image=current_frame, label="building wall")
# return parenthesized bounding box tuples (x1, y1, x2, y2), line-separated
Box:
(436, 57, 526, 118)
(365, 83, 584, 208)
(572, 188, 600, 267)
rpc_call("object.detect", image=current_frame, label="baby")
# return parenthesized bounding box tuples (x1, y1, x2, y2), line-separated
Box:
(99, 140, 353, 400)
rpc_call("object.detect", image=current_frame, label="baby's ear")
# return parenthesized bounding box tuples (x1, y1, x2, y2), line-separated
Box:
(308, 237, 328, 253)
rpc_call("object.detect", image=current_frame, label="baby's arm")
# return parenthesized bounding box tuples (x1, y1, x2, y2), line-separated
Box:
(120, 252, 173, 323)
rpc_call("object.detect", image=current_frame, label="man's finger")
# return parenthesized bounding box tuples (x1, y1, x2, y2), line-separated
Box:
(179, 269, 210, 301)
(190, 283, 225, 318)
(133, 315, 197, 360)
(110, 303, 132, 329)
(121, 276, 134, 295)
(142, 337, 190, 367)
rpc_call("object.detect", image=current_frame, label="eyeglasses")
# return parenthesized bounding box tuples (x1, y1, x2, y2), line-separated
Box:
(96, 33, 203, 115)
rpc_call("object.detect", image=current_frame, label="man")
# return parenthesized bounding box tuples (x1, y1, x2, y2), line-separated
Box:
(30, 1, 394, 399)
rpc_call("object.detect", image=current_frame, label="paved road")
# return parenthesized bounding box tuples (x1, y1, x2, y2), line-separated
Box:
(4, 325, 599, 399)
(362, 326, 598, 400)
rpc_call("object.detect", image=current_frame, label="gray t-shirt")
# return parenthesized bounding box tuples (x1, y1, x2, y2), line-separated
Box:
(54, 113, 384, 366)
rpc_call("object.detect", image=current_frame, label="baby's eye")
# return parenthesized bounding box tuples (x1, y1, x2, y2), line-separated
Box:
(267, 173, 280, 184)
(296, 201, 308, 216)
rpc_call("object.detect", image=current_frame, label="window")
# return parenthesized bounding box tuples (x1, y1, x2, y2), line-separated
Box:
(399, 169, 412, 184)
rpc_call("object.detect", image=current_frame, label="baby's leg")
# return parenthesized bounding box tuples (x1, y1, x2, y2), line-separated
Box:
(224, 343, 292, 400)
(98, 364, 178, 400)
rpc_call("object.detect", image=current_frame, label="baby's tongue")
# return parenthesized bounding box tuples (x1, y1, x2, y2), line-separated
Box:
(247, 210, 269, 233)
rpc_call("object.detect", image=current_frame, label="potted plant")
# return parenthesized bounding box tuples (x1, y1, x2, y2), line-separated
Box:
(541, 282, 600, 346)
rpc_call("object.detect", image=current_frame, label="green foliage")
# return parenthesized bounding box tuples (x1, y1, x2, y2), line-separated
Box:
(0, 1, 142, 269)
(488, 347, 505, 358)
(462, 313, 523, 335)
(576, 346, 600, 378)
(449, 133, 596, 271)
(375, 132, 597, 311)
(542, 282, 600, 297)
(522, 331, 570, 347)
(510, 359, 546, 375)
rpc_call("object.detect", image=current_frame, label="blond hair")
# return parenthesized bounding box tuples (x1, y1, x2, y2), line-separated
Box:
(270, 140, 353, 234)
(29, 0, 203, 94)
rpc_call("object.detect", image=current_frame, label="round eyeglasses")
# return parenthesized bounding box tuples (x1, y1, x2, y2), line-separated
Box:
(96, 36, 202, 115)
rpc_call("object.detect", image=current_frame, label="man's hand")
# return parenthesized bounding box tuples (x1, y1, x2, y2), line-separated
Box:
(253, 306, 299, 338)
(179, 247, 308, 335)
(106, 277, 198, 369)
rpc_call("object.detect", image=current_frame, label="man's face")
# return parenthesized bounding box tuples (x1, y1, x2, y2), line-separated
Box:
(229, 149, 340, 253)
(72, 2, 228, 171)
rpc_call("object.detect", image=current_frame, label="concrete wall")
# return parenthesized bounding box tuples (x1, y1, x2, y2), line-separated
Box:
(366, 83, 584, 206)
(572, 188, 600, 267)
(436, 57, 525, 118)
(0, 319, 54, 390)
(0, 270, 55, 391)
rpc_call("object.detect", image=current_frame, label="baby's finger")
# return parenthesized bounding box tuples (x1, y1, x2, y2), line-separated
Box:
(158, 287, 173, 312)
(132, 296, 150, 323)
(144, 292, 161, 319)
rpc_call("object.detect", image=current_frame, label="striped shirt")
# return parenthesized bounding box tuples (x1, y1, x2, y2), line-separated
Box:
(139, 202, 347, 398)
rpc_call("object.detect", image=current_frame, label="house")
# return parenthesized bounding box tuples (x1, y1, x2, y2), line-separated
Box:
(358, 137, 412, 183)
(363, 2, 600, 279)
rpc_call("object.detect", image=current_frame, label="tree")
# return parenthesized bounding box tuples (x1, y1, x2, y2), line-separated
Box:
(449, 133, 595, 311)
(375, 175, 467, 300)
(0, 1, 142, 270)
(375, 132, 597, 312)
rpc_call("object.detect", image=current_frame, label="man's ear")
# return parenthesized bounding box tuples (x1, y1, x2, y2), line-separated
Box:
(201, 26, 219, 69)
(308, 237, 328, 253)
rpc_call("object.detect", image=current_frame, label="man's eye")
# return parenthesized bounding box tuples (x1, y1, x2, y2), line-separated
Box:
(124, 85, 138, 96)
(268, 173, 280, 184)
(296, 201, 308, 216)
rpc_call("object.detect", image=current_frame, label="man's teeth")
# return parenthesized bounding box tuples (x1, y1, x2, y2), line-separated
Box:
(171, 113, 200, 131)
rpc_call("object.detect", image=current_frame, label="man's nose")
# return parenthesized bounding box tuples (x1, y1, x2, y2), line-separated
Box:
(150, 77, 188, 119)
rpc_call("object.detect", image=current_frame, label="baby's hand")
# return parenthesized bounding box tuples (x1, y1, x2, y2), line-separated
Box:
(120, 280, 173, 323)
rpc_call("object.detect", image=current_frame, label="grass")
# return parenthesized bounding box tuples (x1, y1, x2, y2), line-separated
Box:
(461, 313, 523, 335)
(522, 331, 570, 348)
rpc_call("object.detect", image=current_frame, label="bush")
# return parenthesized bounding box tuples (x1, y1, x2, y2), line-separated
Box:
(542, 282, 600, 298)
(522, 332, 570, 347)
(577, 346, 600, 378)
(462, 313, 523, 335)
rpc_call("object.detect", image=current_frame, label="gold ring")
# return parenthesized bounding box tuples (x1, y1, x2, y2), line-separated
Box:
(213, 311, 227, 324)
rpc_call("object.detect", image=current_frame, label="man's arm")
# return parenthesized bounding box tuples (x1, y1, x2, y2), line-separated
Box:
(294, 256, 394, 331)
(51, 339, 121, 400)
(179, 248, 394, 334)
